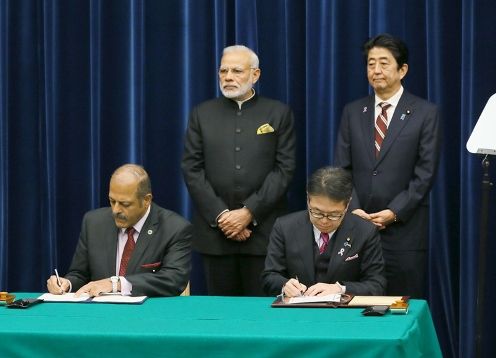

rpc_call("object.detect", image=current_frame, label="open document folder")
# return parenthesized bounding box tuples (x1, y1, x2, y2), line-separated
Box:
(272, 294, 408, 308)
(38, 292, 147, 304)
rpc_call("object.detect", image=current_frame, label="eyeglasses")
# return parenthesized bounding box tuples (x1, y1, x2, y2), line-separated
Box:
(308, 207, 346, 221)
(218, 67, 256, 77)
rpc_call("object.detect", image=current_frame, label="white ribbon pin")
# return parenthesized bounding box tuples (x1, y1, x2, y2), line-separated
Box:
(338, 248, 344, 256)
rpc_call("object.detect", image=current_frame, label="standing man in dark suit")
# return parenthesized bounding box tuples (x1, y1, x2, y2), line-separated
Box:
(47, 164, 192, 297)
(334, 34, 441, 298)
(181, 45, 296, 296)
(262, 167, 386, 297)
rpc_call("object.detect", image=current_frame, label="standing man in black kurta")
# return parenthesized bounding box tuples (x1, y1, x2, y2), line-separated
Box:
(181, 45, 296, 296)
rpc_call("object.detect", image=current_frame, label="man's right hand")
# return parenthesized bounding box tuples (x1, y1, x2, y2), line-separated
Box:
(232, 228, 252, 242)
(283, 278, 307, 298)
(46, 275, 70, 295)
(218, 208, 253, 238)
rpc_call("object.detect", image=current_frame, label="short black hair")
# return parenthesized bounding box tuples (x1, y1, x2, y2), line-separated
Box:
(307, 167, 352, 203)
(363, 33, 409, 69)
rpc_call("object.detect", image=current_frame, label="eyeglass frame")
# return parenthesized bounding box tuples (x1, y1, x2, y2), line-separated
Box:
(307, 200, 350, 221)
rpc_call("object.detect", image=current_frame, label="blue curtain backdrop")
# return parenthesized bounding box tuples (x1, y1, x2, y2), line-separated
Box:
(1, 0, 496, 357)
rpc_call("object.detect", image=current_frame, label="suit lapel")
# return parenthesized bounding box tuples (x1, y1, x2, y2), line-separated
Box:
(126, 204, 159, 274)
(325, 214, 354, 282)
(375, 91, 413, 165)
(105, 222, 119, 277)
(295, 214, 316, 283)
(360, 96, 376, 164)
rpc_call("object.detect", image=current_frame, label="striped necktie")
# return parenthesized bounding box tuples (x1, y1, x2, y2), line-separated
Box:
(119, 227, 136, 276)
(374, 102, 391, 156)
(319, 232, 330, 254)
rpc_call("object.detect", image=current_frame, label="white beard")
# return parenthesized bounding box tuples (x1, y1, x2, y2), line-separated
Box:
(220, 80, 253, 100)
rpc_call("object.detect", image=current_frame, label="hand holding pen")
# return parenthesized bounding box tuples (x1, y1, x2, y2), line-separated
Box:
(283, 275, 307, 298)
(46, 268, 70, 295)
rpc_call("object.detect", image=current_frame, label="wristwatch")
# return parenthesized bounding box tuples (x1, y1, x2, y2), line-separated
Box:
(110, 276, 119, 293)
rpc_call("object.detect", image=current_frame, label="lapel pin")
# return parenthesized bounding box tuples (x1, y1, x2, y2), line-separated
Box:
(147, 230, 153, 235)
(338, 248, 344, 256)
(363, 106, 368, 113)
(400, 114, 406, 120)
(406, 109, 411, 115)
(344, 242, 351, 248)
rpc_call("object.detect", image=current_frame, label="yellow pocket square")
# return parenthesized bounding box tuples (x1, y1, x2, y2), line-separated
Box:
(256, 123, 275, 135)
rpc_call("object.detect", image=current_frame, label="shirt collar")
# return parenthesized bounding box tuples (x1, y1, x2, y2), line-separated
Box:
(312, 225, 336, 245)
(120, 205, 151, 235)
(235, 88, 256, 109)
(375, 86, 403, 108)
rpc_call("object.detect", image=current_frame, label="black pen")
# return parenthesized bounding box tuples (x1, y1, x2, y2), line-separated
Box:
(295, 275, 304, 296)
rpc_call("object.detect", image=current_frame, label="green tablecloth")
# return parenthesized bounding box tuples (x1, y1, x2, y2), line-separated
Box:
(0, 294, 441, 357)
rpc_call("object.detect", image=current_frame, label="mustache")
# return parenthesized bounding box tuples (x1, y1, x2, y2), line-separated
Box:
(113, 213, 128, 221)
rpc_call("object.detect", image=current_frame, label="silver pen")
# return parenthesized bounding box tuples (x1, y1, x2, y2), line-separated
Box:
(54, 268, 64, 293)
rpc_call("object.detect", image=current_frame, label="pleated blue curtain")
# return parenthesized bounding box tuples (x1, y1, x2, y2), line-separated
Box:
(1, 0, 496, 356)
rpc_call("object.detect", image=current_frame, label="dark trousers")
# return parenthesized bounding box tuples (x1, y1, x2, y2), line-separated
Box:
(202, 254, 266, 296)
(382, 249, 427, 298)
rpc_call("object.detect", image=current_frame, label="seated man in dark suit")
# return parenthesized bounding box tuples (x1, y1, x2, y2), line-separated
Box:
(47, 164, 192, 297)
(262, 167, 386, 297)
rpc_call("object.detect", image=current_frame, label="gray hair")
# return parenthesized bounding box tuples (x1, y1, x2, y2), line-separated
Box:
(223, 45, 259, 68)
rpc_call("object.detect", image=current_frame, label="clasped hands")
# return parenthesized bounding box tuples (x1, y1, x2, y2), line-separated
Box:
(352, 208, 396, 230)
(217, 207, 253, 241)
(47, 276, 115, 297)
(283, 278, 342, 298)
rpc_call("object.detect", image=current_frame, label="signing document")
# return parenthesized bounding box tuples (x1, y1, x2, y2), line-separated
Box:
(38, 292, 147, 304)
(288, 294, 341, 304)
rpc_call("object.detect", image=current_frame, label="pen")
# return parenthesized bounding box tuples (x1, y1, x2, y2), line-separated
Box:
(295, 275, 304, 296)
(54, 268, 62, 289)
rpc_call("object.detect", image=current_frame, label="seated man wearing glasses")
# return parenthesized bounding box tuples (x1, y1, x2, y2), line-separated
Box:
(262, 166, 386, 297)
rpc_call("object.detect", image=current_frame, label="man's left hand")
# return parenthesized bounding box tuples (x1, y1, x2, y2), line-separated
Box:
(218, 207, 253, 238)
(304, 283, 342, 296)
(75, 278, 114, 297)
(369, 209, 396, 230)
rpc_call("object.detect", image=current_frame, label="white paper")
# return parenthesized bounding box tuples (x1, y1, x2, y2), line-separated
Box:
(38, 292, 147, 304)
(91, 295, 147, 303)
(38, 292, 91, 302)
(288, 294, 341, 304)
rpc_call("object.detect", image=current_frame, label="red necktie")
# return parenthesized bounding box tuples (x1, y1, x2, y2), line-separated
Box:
(374, 102, 391, 157)
(119, 227, 136, 276)
(319, 232, 330, 254)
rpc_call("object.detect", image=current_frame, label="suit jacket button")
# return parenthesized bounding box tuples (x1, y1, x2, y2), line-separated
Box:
(236, 111, 242, 116)
(235, 165, 241, 170)
(235, 146, 241, 151)
(372, 171, 378, 176)
(235, 128, 241, 133)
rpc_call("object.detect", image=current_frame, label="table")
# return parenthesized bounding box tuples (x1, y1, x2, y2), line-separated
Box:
(0, 294, 441, 357)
